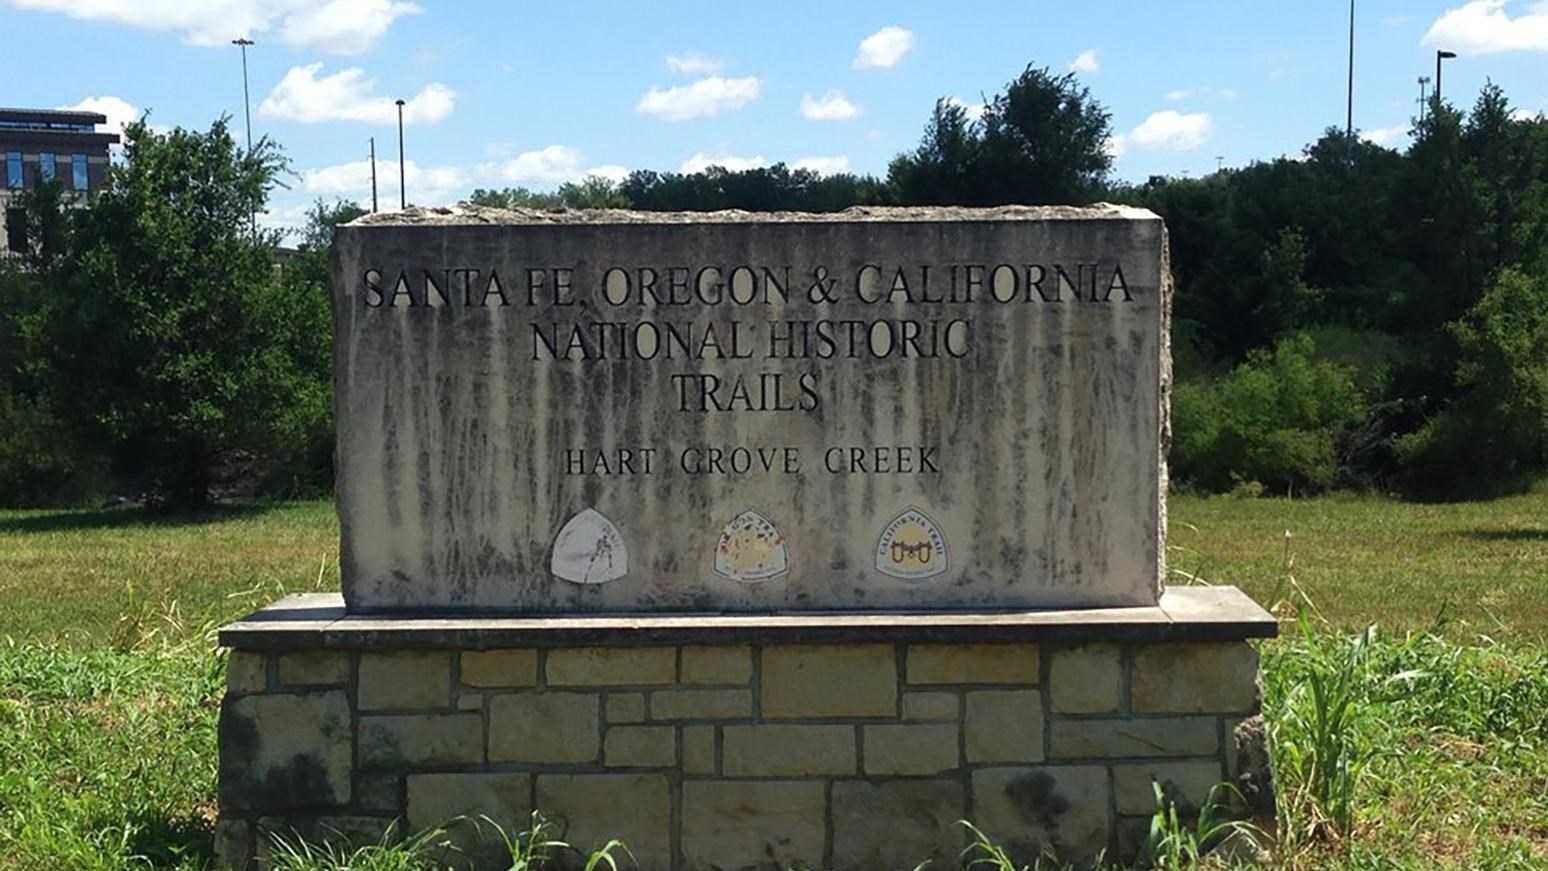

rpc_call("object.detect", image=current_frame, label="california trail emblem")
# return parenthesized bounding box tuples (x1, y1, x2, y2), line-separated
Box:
(875, 507, 948, 580)
(713, 510, 789, 583)
(550, 508, 629, 585)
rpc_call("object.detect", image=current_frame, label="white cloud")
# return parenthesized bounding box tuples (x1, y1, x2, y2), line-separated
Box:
(636, 76, 762, 121)
(679, 152, 766, 174)
(585, 165, 631, 183)
(56, 95, 145, 140)
(258, 64, 454, 125)
(1166, 86, 1239, 101)
(800, 90, 862, 121)
(853, 25, 915, 69)
(1383, 14, 1409, 26)
(484, 145, 585, 185)
(303, 158, 468, 206)
(945, 96, 988, 117)
(665, 53, 724, 75)
(1511, 107, 1545, 120)
(11, 0, 417, 54)
(1361, 124, 1411, 146)
(792, 156, 850, 175)
(1110, 110, 1214, 157)
(1069, 49, 1100, 74)
(1424, 0, 1548, 53)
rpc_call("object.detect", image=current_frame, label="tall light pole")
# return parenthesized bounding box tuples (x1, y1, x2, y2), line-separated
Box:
(233, 37, 256, 234)
(369, 137, 378, 213)
(1435, 50, 1457, 106)
(1346, 0, 1356, 142)
(231, 38, 254, 154)
(395, 98, 406, 210)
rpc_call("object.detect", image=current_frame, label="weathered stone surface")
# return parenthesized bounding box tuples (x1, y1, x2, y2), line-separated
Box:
(863, 723, 959, 776)
(456, 693, 483, 712)
(1132, 642, 1259, 713)
(358, 651, 451, 711)
(488, 693, 598, 763)
(682, 724, 715, 775)
(907, 643, 1040, 684)
(359, 714, 482, 768)
(605, 725, 676, 767)
(355, 774, 402, 812)
(972, 766, 1111, 866)
(761, 644, 896, 718)
(546, 647, 676, 686)
(1048, 643, 1122, 714)
(406, 772, 532, 868)
(333, 206, 1168, 613)
(605, 692, 646, 723)
(831, 780, 964, 870)
(536, 774, 670, 869)
(649, 688, 752, 720)
(227, 651, 267, 695)
(722, 724, 855, 776)
(406, 771, 531, 831)
(213, 817, 252, 870)
(965, 690, 1044, 763)
(1113, 760, 1224, 815)
(1049, 717, 1217, 759)
(682, 780, 826, 871)
(277, 650, 350, 687)
(219, 691, 352, 809)
(1228, 715, 1277, 819)
(460, 648, 538, 688)
(681, 645, 753, 685)
(902, 691, 959, 721)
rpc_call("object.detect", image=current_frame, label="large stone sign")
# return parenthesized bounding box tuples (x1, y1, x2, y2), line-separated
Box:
(331, 205, 1170, 613)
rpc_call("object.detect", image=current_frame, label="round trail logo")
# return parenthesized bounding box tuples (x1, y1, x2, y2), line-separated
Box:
(550, 508, 629, 585)
(713, 510, 789, 583)
(875, 507, 948, 580)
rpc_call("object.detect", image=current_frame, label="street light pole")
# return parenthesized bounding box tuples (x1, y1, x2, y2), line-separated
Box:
(1346, 0, 1356, 142)
(395, 99, 406, 210)
(1435, 50, 1457, 106)
(232, 37, 256, 234)
(370, 137, 378, 213)
(231, 38, 254, 154)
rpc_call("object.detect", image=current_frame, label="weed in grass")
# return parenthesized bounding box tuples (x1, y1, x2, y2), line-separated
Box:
(1146, 782, 1264, 869)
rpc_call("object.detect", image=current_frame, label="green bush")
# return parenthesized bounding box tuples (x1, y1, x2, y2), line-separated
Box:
(1172, 333, 1367, 494)
(1396, 267, 1548, 500)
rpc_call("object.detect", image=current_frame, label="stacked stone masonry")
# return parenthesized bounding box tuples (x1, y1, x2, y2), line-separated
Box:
(217, 639, 1264, 870)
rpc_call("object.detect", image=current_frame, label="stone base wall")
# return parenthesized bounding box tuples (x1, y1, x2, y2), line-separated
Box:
(216, 637, 1266, 869)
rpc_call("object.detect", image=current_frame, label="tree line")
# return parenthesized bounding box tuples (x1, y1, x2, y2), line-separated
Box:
(2, 65, 1544, 507)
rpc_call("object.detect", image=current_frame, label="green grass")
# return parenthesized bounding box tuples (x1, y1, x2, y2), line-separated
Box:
(1, 492, 1546, 868)
(1169, 487, 1548, 642)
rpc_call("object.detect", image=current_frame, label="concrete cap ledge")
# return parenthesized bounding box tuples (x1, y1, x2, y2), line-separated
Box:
(218, 586, 1276, 651)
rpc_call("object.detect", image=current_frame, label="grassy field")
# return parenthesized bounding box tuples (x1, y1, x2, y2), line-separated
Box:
(0, 492, 1545, 868)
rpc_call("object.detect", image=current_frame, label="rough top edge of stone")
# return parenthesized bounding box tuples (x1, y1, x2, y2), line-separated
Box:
(344, 203, 1161, 228)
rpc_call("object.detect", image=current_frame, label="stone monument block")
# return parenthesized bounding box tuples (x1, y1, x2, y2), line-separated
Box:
(330, 205, 1170, 613)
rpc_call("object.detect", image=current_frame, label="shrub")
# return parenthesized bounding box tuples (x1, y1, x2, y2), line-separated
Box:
(1171, 333, 1367, 494)
(1396, 267, 1548, 499)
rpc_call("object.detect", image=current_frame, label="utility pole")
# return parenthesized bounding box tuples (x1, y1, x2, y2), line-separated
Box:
(232, 37, 256, 234)
(1435, 50, 1456, 106)
(395, 99, 406, 210)
(370, 137, 378, 213)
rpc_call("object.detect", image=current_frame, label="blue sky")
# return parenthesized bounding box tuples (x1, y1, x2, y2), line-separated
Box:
(5, 0, 1547, 235)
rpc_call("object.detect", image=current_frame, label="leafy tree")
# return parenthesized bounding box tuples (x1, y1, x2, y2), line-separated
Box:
(889, 64, 1113, 205)
(26, 119, 304, 507)
(1396, 267, 1548, 498)
(469, 176, 630, 210)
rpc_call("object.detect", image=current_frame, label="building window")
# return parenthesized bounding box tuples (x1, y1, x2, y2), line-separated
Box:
(38, 152, 55, 183)
(72, 154, 88, 191)
(5, 152, 20, 189)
